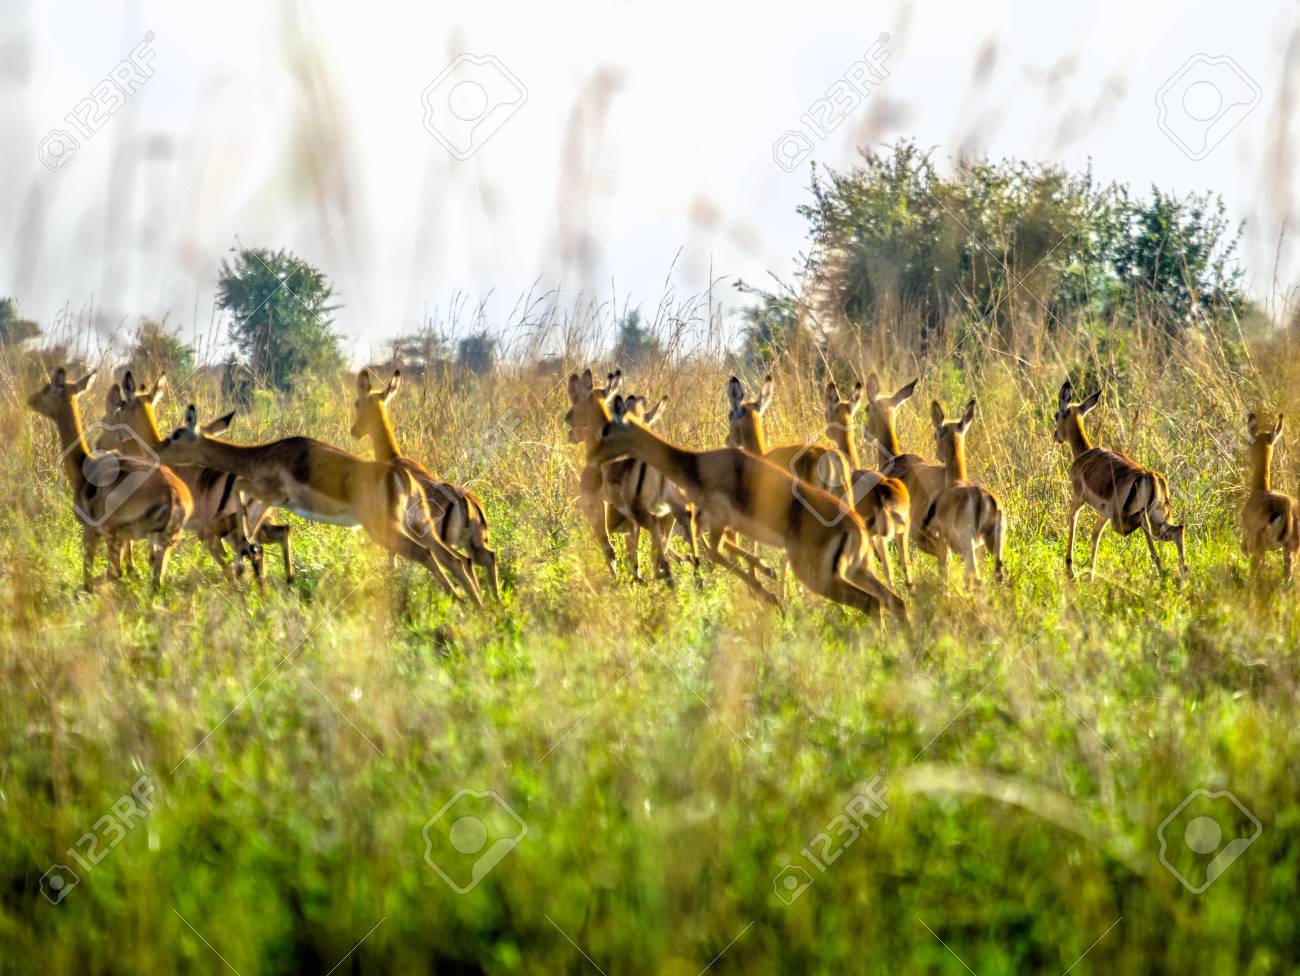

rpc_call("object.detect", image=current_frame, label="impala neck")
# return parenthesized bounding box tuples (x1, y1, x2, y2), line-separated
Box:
(54, 398, 91, 492)
(945, 438, 969, 484)
(1065, 415, 1092, 459)
(873, 417, 901, 467)
(615, 424, 701, 490)
(1251, 445, 1272, 493)
(370, 404, 402, 461)
(581, 397, 614, 460)
(134, 402, 167, 450)
(827, 422, 860, 469)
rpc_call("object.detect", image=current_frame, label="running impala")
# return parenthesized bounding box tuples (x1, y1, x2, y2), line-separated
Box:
(157, 404, 484, 606)
(28, 368, 192, 589)
(351, 369, 500, 599)
(588, 408, 908, 622)
(1053, 380, 1186, 579)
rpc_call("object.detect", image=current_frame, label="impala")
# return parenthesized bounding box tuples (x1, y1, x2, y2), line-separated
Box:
(27, 368, 192, 589)
(1053, 380, 1186, 579)
(1239, 413, 1298, 579)
(862, 373, 947, 557)
(824, 380, 912, 586)
(351, 369, 500, 599)
(103, 372, 292, 582)
(157, 404, 484, 606)
(589, 410, 908, 621)
(564, 368, 713, 585)
(923, 399, 1006, 589)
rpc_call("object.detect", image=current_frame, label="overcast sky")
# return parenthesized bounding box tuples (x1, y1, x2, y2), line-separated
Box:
(2, 0, 1296, 361)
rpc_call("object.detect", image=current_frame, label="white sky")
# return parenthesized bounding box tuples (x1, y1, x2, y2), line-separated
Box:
(1, 0, 1296, 362)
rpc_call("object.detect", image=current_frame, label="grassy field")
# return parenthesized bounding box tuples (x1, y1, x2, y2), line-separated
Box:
(1, 322, 1298, 974)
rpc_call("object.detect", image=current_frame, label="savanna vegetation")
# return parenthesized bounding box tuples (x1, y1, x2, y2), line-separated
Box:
(1, 145, 1298, 974)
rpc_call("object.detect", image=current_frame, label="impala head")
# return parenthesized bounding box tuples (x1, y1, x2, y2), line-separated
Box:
(1247, 412, 1283, 450)
(930, 398, 977, 471)
(612, 392, 668, 427)
(824, 380, 863, 428)
(589, 409, 643, 466)
(726, 374, 773, 451)
(565, 368, 622, 446)
(350, 368, 401, 441)
(159, 404, 236, 465)
(102, 370, 169, 450)
(26, 367, 96, 419)
(862, 373, 916, 458)
(1053, 380, 1101, 445)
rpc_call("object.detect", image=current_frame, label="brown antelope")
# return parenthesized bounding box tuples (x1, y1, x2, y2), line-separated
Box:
(1053, 380, 1186, 579)
(102, 372, 292, 582)
(862, 373, 947, 558)
(156, 405, 484, 606)
(1239, 413, 1298, 579)
(27, 368, 193, 589)
(824, 380, 912, 586)
(923, 399, 1007, 589)
(588, 410, 908, 622)
(565, 368, 716, 586)
(351, 369, 500, 599)
(726, 375, 852, 500)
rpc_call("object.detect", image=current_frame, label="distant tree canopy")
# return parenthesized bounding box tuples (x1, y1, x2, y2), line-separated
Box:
(0, 298, 39, 347)
(457, 331, 497, 375)
(217, 247, 344, 392)
(739, 141, 1248, 361)
(610, 309, 664, 368)
(128, 318, 194, 379)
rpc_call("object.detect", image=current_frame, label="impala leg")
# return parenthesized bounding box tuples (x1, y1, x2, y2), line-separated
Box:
(257, 522, 293, 582)
(1065, 498, 1084, 580)
(874, 535, 894, 588)
(423, 531, 485, 608)
(82, 525, 98, 590)
(704, 530, 779, 607)
(384, 529, 461, 602)
(625, 522, 643, 583)
(149, 539, 172, 589)
(1139, 510, 1164, 576)
(473, 537, 501, 600)
(844, 563, 908, 623)
(1088, 514, 1108, 578)
(962, 534, 982, 595)
(898, 532, 913, 587)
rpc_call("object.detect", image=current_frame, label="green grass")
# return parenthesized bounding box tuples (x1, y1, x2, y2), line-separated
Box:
(2, 350, 1298, 975)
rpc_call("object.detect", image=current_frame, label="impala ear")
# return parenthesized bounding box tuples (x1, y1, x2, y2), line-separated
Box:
(610, 394, 627, 420)
(69, 369, 96, 396)
(599, 420, 615, 438)
(604, 369, 623, 400)
(201, 410, 235, 436)
(382, 369, 401, 402)
(1079, 389, 1102, 415)
(1247, 412, 1260, 439)
(755, 374, 774, 414)
(149, 374, 169, 404)
(865, 372, 881, 400)
(1273, 414, 1285, 444)
(1058, 379, 1074, 412)
(356, 369, 373, 395)
(567, 372, 582, 403)
(52, 367, 67, 390)
(959, 398, 977, 433)
(107, 383, 124, 412)
(580, 368, 595, 396)
(930, 400, 946, 428)
(122, 370, 137, 402)
(848, 381, 864, 413)
(183, 404, 199, 433)
(892, 378, 918, 407)
(825, 381, 840, 413)
(643, 395, 667, 426)
(727, 376, 745, 413)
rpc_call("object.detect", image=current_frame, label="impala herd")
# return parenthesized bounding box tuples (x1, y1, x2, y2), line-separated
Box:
(24, 362, 1295, 622)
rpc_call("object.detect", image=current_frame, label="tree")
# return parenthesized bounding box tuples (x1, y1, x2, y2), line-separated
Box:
(128, 317, 194, 378)
(217, 247, 343, 392)
(610, 309, 663, 367)
(457, 331, 497, 375)
(0, 298, 39, 348)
